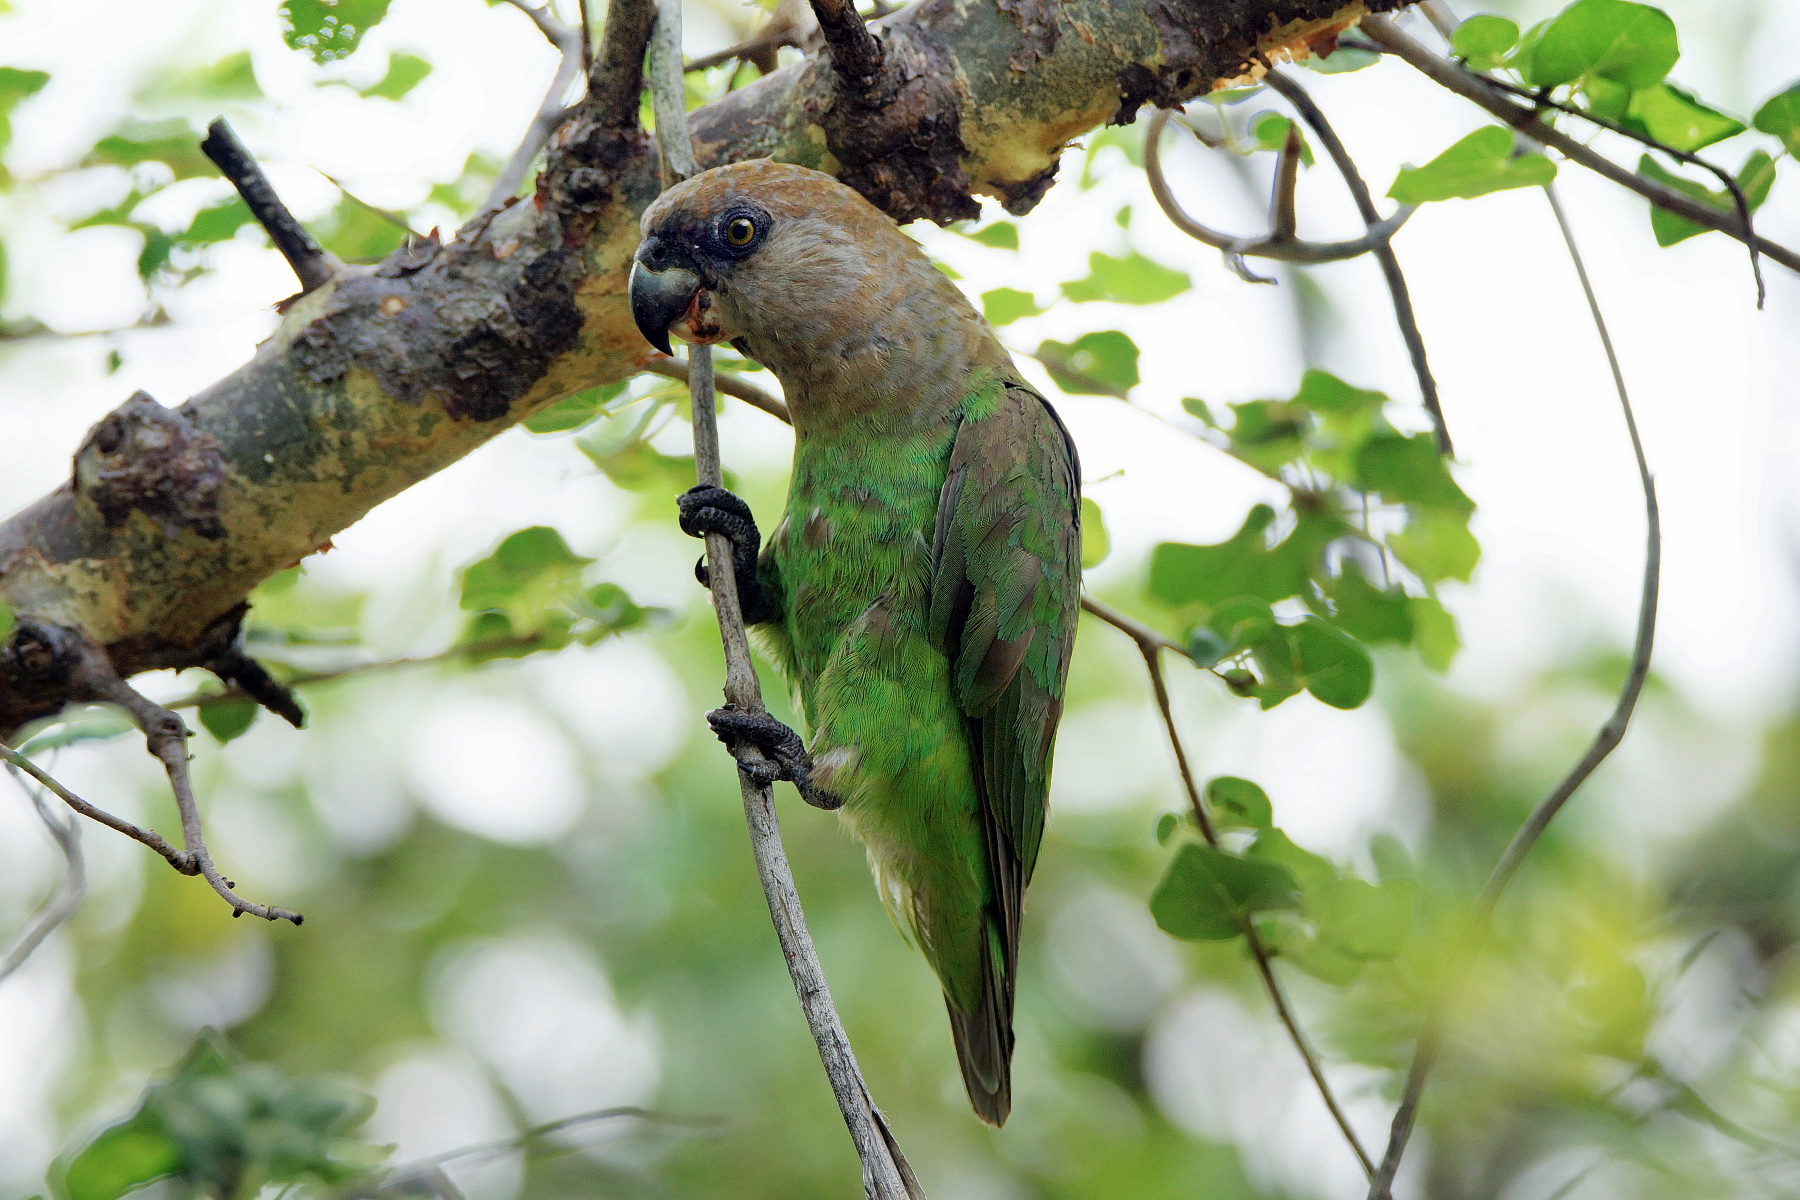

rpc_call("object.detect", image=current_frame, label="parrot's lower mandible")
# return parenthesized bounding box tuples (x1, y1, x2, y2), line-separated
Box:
(629, 160, 1081, 1126)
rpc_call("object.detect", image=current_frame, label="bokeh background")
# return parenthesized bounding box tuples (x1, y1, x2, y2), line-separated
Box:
(3, 0, 1800, 1196)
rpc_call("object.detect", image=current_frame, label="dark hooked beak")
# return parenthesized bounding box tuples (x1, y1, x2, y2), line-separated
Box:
(628, 238, 701, 355)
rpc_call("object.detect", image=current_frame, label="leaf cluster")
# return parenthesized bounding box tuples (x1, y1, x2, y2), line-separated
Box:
(1150, 777, 1416, 986)
(1149, 370, 1469, 711)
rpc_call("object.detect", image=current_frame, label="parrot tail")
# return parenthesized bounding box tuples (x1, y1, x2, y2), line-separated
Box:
(945, 915, 1015, 1127)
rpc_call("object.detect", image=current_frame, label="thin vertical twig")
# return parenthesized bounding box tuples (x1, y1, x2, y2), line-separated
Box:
(1363, 181, 1661, 1200)
(481, 0, 589, 215)
(644, 4, 919, 1196)
(1263, 70, 1452, 457)
(1077, 597, 1375, 1180)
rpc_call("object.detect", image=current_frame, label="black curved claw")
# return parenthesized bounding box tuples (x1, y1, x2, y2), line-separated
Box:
(677, 485, 774, 624)
(706, 705, 844, 810)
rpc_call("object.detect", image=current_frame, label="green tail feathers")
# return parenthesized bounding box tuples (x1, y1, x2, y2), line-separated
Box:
(945, 919, 1015, 1126)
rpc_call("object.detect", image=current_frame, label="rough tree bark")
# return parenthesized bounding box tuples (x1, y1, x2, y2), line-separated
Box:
(0, 0, 1405, 736)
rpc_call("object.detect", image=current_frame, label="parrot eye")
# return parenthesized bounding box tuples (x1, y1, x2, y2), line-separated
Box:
(724, 216, 758, 247)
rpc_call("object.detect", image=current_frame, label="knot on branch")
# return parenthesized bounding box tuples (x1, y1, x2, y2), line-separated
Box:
(540, 119, 653, 224)
(808, 24, 980, 225)
(3, 617, 81, 685)
(73, 392, 226, 541)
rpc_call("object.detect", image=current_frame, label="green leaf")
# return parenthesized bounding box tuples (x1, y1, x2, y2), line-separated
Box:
(1356, 433, 1473, 513)
(1249, 112, 1313, 165)
(1299, 45, 1379, 74)
(964, 221, 1018, 249)
(0, 67, 49, 108)
(1079, 497, 1109, 569)
(62, 1121, 183, 1200)
(1409, 596, 1459, 671)
(279, 0, 394, 63)
(1151, 843, 1300, 941)
(1060, 250, 1189, 305)
(198, 699, 259, 745)
(1526, 0, 1679, 90)
(18, 710, 134, 756)
(1292, 369, 1386, 417)
(0, 598, 12, 641)
(1311, 877, 1415, 959)
(1753, 83, 1800, 157)
(1148, 504, 1344, 612)
(1328, 560, 1413, 646)
(1281, 929, 1367, 985)
(1627, 84, 1744, 152)
(170, 51, 261, 102)
(83, 119, 215, 180)
(313, 195, 409, 263)
(1155, 812, 1181, 846)
(460, 526, 592, 615)
(1206, 776, 1272, 830)
(1450, 14, 1521, 70)
(1246, 827, 1338, 892)
(361, 52, 431, 100)
(521, 380, 627, 434)
(183, 198, 254, 244)
(981, 287, 1040, 327)
(1037, 331, 1139, 397)
(1639, 150, 1777, 246)
(1387, 126, 1557, 204)
(137, 229, 175, 280)
(0, 67, 48, 154)
(1288, 616, 1374, 710)
(1202, 596, 1276, 654)
(1186, 626, 1229, 668)
(1225, 400, 1306, 476)
(1207, 85, 1264, 106)
(1388, 510, 1480, 584)
(579, 432, 696, 493)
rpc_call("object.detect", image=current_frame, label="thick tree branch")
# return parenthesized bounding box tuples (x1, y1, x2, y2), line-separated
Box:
(647, 5, 919, 1194)
(1263, 68, 1451, 456)
(1359, 15, 1800, 278)
(1, 0, 1404, 738)
(200, 119, 336, 294)
(1364, 181, 1661, 1200)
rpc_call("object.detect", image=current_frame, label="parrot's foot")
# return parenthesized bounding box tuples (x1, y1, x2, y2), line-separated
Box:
(706, 705, 844, 811)
(677, 485, 774, 624)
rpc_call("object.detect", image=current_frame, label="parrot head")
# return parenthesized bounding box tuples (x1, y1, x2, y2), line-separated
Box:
(629, 160, 994, 396)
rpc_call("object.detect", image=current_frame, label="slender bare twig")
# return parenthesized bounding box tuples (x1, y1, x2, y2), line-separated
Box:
(1143, 109, 1416, 283)
(1479, 74, 1765, 306)
(643, 354, 790, 421)
(481, 0, 590, 215)
(200, 119, 336, 293)
(0, 311, 171, 344)
(808, 0, 885, 100)
(1364, 181, 1661, 1200)
(1082, 599, 1375, 1179)
(98, 676, 303, 924)
(0, 764, 86, 985)
(646, 6, 919, 1196)
(1, 742, 191, 870)
(1359, 15, 1800, 278)
(1264, 69, 1452, 457)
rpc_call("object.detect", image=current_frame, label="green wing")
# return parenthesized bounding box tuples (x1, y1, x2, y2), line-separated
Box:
(928, 380, 1080, 1119)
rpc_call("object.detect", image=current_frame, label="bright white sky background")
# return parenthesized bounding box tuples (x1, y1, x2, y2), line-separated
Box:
(1, 0, 1798, 1195)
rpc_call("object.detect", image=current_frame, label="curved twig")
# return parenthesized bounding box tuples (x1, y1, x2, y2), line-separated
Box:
(1143, 108, 1417, 276)
(0, 763, 86, 985)
(643, 355, 791, 422)
(1, 742, 191, 871)
(1363, 181, 1661, 1200)
(1359, 15, 1800, 280)
(481, 0, 590, 215)
(1263, 69, 1452, 456)
(646, 5, 920, 1196)
(1080, 596, 1376, 1180)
